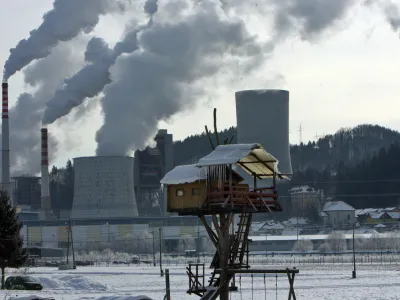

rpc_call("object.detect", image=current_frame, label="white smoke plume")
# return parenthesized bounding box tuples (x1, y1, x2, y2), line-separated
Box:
(0, 38, 86, 175)
(366, 0, 400, 34)
(42, 0, 159, 125)
(3, 0, 129, 81)
(270, 0, 359, 40)
(95, 0, 267, 156)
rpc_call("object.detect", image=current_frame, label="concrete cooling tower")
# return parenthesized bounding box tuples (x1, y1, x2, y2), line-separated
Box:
(235, 89, 293, 176)
(71, 156, 138, 219)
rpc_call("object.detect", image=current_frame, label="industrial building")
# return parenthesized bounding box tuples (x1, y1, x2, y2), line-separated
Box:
(12, 175, 41, 209)
(134, 129, 173, 216)
(20, 215, 209, 252)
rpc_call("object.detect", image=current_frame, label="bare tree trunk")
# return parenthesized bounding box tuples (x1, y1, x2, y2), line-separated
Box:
(219, 215, 230, 300)
(1, 267, 5, 289)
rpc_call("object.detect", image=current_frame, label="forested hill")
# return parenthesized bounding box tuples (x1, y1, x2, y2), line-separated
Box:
(288, 142, 400, 209)
(173, 124, 400, 171)
(290, 125, 400, 171)
(173, 127, 237, 166)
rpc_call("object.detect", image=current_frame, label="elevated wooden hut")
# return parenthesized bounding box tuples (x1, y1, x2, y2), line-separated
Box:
(161, 143, 286, 215)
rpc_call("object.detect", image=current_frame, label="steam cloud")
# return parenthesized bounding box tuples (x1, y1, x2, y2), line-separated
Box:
(367, 0, 400, 34)
(95, 0, 267, 156)
(42, 0, 159, 125)
(0, 39, 86, 174)
(94, 0, 370, 156)
(3, 0, 128, 81)
(271, 0, 358, 40)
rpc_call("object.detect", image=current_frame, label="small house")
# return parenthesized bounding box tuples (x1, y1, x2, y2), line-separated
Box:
(160, 164, 244, 213)
(161, 143, 287, 215)
(321, 200, 356, 227)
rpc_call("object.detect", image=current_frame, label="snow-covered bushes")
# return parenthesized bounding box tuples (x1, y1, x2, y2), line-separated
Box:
(293, 240, 313, 252)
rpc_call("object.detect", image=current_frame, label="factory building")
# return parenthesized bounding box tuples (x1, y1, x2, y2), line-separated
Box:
(134, 129, 173, 216)
(21, 215, 210, 252)
(11, 175, 41, 209)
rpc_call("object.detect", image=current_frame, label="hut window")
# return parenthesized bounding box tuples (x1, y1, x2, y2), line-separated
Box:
(176, 189, 184, 197)
(192, 188, 201, 196)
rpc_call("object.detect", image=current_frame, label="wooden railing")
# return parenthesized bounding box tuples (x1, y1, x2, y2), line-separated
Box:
(204, 183, 281, 212)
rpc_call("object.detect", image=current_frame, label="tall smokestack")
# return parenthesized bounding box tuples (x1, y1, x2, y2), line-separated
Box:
(41, 128, 50, 211)
(1, 82, 11, 201)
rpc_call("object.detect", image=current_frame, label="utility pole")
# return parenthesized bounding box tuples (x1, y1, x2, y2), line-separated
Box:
(352, 222, 356, 278)
(197, 222, 200, 263)
(152, 229, 156, 267)
(66, 225, 70, 265)
(298, 122, 303, 144)
(69, 218, 76, 269)
(159, 227, 164, 276)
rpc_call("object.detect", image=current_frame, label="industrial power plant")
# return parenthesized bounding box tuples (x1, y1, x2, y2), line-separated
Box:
(1, 83, 292, 249)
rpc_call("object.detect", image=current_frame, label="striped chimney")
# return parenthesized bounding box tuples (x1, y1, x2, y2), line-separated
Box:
(1, 82, 11, 200)
(41, 128, 51, 210)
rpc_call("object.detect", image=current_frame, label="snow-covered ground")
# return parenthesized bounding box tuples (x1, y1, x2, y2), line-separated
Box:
(1, 263, 400, 299)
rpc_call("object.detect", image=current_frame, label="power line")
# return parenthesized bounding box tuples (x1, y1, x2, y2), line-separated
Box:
(286, 178, 400, 184)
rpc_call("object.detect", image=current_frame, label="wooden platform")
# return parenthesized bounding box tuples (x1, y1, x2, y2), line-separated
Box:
(174, 186, 281, 216)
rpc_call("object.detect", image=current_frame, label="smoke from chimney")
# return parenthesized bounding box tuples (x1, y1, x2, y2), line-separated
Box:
(0, 39, 87, 175)
(366, 0, 400, 34)
(41, 128, 51, 211)
(42, 0, 159, 125)
(1, 82, 10, 200)
(95, 0, 269, 156)
(3, 0, 129, 81)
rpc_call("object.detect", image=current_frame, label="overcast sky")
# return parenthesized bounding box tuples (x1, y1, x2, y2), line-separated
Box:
(1, 0, 400, 170)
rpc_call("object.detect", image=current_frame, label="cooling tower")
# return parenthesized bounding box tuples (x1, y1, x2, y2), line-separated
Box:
(235, 89, 292, 176)
(71, 156, 138, 219)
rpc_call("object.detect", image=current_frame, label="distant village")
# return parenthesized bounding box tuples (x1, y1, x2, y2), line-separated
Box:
(255, 184, 399, 236)
(247, 184, 400, 253)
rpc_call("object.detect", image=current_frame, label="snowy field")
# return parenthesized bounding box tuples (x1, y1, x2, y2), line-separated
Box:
(1, 261, 400, 300)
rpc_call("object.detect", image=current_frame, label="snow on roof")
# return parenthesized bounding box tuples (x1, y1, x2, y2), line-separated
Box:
(375, 223, 386, 228)
(320, 211, 328, 217)
(160, 164, 205, 184)
(196, 143, 288, 179)
(322, 201, 355, 212)
(356, 207, 399, 216)
(259, 220, 285, 230)
(251, 221, 266, 232)
(288, 185, 314, 193)
(249, 232, 393, 242)
(287, 217, 309, 225)
(387, 212, 400, 219)
(368, 211, 387, 219)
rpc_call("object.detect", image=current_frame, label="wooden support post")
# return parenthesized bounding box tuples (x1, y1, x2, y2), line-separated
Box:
(218, 213, 230, 300)
(287, 269, 296, 300)
(165, 269, 171, 300)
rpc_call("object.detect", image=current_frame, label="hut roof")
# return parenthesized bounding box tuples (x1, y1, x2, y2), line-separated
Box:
(196, 143, 287, 179)
(160, 165, 204, 185)
(160, 164, 244, 185)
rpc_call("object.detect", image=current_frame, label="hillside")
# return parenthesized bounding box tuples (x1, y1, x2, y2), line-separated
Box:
(173, 124, 400, 171)
(290, 125, 400, 171)
(173, 127, 237, 166)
